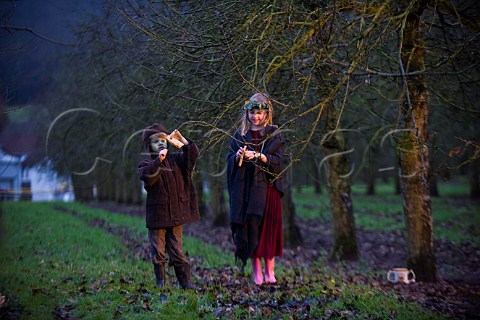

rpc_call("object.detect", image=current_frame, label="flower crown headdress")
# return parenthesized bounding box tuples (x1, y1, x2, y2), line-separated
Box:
(243, 100, 269, 110)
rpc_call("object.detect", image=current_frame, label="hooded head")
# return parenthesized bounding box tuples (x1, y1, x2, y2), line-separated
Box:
(142, 123, 168, 152)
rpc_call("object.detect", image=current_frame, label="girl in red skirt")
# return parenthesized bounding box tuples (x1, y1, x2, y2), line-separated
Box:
(226, 92, 286, 285)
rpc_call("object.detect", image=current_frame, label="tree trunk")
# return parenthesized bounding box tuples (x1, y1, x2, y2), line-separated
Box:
(429, 170, 439, 197)
(282, 159, 303, 247)
(429, 150, 439, 197)
(366, 145, 378, 195)
(398, 6, 437, 282)
(107, 174, 116, 201)
(193, 171, 207, 217)
(322, 104, 358, 261)
(131, 179, 142, 205)
(470, 158, 480, 199)
(115, 175, 122, 203)
(125, 170, 142, 205)
(312, 156, 323, 194)
(394, 174, 401, 195)
(96, 174, 109, 201)
(94, 161, 121, 202)
(71, 174, 94, 202)
(210, 174, 229, 227)
(119, 175, 128, 204)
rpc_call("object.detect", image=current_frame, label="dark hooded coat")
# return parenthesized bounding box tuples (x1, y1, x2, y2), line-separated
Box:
(138, 124, 200, 229)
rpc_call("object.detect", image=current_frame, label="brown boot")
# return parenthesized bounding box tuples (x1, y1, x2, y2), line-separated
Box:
(153, 263, 166, 288)
(174, 264, 195, 290)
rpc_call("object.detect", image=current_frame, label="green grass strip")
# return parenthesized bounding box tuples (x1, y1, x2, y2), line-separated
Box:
(293, 183, 480, 245)
(0, 202, 444, 319)
(0, 202, 222, 319)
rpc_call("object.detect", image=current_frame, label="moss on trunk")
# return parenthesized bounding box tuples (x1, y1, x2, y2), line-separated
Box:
(398, 4, 437, 282)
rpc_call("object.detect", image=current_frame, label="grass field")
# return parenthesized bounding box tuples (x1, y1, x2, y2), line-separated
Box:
(293, 178, 479, 246)
(3, 178, 477, 319)
(0, 196, 459, 319)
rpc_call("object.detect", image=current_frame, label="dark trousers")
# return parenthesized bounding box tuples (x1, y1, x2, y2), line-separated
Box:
(148, 225, 188, 267)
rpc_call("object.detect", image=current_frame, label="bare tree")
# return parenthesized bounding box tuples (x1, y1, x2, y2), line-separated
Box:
(397, 0, 436, 282)
(39, 0, 479, 271)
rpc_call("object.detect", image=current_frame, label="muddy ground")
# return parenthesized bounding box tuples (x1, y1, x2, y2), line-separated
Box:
(90, 202, 480, 319)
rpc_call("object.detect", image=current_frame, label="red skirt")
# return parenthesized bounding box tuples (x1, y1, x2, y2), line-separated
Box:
(253, 184, 283, 258)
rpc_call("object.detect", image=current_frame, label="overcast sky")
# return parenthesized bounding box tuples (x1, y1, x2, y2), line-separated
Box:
(1, 0, 103, 105)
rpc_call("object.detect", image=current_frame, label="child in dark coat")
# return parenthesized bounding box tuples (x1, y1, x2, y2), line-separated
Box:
(226, 93, 286, 285)
(138, 123, 200, 289)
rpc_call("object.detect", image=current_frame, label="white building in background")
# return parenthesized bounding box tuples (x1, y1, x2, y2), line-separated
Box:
(0, 108, 75, 202)
(0, 147, 25, 200)
(26, 164, 74, 202)
(0, 147, 73, 202)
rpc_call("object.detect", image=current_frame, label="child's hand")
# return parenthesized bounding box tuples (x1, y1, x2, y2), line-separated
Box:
(236, 148, 245, 159)
(168, 130, 188, 148)
(173, 130, 188, 144)
(159, 149, 168, 161)
(244, 150, 256, 161)
(243, 150, 264, 162)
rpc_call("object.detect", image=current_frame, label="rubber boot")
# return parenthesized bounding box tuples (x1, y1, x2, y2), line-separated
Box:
(251, 257, 263, 285)
(174, 264, 195, 290)
(264, 258, 276, 283)
(153, 263, 166, 288)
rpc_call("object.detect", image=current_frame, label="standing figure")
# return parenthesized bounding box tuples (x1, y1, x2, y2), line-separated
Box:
(226, 93, 286, 285)
(138, 123, 200, 289)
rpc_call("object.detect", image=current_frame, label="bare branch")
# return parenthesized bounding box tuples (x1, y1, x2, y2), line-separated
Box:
(0, 25, 77, 46)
